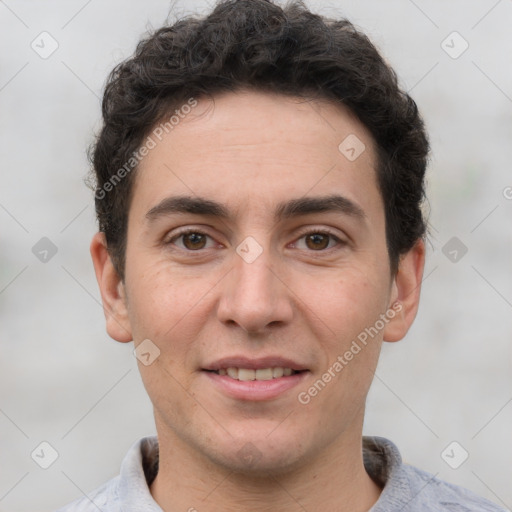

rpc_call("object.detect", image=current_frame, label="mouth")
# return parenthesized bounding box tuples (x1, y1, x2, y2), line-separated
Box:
(201, 354, 311, 401)
(204, 367, 305, 381)
(201, 357, 310, 401)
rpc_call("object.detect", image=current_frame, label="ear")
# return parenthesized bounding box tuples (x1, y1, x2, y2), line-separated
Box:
(383, 239, 425, 342)
(90, 232, 132, 343)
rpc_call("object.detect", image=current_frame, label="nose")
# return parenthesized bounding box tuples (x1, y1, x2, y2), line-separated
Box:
(216, 243, 294, 334)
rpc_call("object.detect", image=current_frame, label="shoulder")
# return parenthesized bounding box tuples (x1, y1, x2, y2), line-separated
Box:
(54, 475, 120, 512)
(54, 436, 159, 511)
(363, 436, 507, 512)
(399, 463, 507, 511)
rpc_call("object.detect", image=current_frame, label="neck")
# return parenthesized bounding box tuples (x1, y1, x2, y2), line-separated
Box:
(150, 426, 382, 512)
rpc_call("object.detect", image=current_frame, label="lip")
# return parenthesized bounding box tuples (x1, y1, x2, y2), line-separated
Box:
(202, 356, 309, 371)
(203, 369, 310, 401)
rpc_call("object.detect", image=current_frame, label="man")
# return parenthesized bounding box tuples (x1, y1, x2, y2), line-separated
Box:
(57, 0, 506, 510)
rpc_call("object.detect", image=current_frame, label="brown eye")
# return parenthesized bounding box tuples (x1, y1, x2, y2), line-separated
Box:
(305, 233, 331, 250)
(293, 230, 343, 252)
(167, 230, 215, 251)
(182, 232, 207, 250)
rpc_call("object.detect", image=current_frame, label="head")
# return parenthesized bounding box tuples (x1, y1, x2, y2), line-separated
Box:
(91, 0, 428, 475)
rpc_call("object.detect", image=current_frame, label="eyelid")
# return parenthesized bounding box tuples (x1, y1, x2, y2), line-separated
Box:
(294, 226, 343, 239)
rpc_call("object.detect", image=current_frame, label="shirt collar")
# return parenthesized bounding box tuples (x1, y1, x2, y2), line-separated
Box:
(118, 436, 163, 511)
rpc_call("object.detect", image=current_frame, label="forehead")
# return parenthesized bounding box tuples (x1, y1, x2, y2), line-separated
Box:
(130, 89, 382, 225)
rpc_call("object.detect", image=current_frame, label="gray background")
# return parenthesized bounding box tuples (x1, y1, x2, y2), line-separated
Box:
(1, 0, 511, 510)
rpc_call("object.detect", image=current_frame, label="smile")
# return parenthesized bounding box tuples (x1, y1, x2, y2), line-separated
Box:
(209, 367, 300, 381)
(203, 369, 309, 401)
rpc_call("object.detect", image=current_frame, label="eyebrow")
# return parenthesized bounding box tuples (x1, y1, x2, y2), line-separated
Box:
(145, 194, 365, 223)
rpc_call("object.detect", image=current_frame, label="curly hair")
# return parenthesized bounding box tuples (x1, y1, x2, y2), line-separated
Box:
(90, 0, 429, 278)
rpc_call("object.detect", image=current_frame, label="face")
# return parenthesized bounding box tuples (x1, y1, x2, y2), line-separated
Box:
(92, 89, 424, 475)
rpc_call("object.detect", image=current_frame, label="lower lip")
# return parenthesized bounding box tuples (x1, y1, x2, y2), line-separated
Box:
(202, 370, 309, 401)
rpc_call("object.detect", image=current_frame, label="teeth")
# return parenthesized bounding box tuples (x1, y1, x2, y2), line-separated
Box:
(272, 367, 284, 378)
(227, 367, 238, 379)
(255, 368, 273, 380)
(238, 368, 256, 381)
(218, 367, 297, 381)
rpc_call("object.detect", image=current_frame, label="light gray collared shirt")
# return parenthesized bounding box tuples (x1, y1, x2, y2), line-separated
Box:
(56, 435, 507, 511)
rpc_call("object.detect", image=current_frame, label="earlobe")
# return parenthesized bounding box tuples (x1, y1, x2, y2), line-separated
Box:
(90, 232, 133, 343)
(383, 239, 425, 343)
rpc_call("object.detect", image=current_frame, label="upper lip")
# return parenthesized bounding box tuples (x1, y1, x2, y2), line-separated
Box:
(202, 356, 309, 371)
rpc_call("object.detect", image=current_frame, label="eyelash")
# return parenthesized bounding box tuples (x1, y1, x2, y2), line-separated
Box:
(165, 227, 345, 252)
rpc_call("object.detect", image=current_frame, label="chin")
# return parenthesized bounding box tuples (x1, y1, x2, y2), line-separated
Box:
(212, 449, 304, 477)
(203, 431, 309, 477)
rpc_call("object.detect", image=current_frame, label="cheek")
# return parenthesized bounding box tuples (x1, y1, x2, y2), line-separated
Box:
(138, 356, 202, 435)
(125, 262, 215, 375)
(300, 272, 384, 414)
(296, 266, 389, 344)
(125, 259, 199, 338)
(126, 276, 172, 339)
